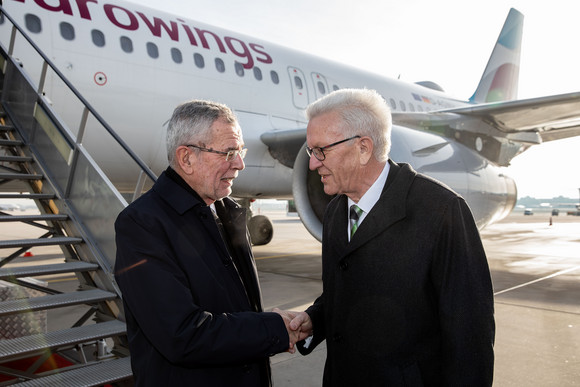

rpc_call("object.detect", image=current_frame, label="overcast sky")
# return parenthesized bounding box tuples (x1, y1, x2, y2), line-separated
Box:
(130, 0, 580, 199)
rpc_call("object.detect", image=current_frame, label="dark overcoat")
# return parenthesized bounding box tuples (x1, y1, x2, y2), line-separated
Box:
(300, 161, 495, 386)
(114, 170, 288, 386)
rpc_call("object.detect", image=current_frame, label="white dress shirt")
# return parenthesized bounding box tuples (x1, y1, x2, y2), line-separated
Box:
(347, 162, 390, 241)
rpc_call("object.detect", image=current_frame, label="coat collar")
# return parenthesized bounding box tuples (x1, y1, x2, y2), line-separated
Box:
(328, 160, 417, 257)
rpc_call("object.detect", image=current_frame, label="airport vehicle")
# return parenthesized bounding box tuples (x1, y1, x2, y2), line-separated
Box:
(0, 1, 580, 383)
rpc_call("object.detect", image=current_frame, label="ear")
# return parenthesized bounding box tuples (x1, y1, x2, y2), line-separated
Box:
(358, 136, 374, 165)
(175, 146, 195, 174)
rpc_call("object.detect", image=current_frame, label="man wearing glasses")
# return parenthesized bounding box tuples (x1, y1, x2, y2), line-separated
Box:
(288, 89, 495, 386)
(114, 100, 298, 386)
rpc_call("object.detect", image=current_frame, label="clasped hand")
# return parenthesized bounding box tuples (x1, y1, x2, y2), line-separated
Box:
(273, 308, 313, 354)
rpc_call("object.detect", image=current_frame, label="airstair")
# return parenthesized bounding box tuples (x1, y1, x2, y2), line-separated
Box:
(0, 5, 156, 385)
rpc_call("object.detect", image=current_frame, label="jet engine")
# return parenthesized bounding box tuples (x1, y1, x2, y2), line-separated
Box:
(291, 141, 330, 241)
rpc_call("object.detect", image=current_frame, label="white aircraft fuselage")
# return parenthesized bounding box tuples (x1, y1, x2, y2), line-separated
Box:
(7, 0, 563, 243)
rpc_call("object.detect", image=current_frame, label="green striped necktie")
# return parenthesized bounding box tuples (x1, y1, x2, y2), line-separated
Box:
(350, 204, 363, 238)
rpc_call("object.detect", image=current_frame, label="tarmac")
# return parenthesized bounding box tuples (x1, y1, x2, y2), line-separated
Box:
(2, 207, 579, 386)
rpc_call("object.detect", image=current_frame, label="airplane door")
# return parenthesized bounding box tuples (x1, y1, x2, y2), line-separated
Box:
(288, 67, 309, 109)
(311, 72, 329, 99)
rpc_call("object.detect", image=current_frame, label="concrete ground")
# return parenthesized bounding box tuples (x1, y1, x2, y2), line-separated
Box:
(2, 208, 578, 385)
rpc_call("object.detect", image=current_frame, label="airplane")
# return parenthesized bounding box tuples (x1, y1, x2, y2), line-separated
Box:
(1, 0, 580, 246)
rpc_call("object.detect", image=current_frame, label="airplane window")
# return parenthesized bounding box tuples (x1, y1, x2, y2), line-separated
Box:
(399, 101, 406, 111)
(235, 62, 244, 77)
(171, 48, 183, 64)
(294, 76, 303, 90)
(333, 85, 340, 91)
(120, 36, 133, 53)
(146, 42, 159, 59)
(24, 14, 41, 34)
(60, 22, 75, 41)
(91, 30, 105, 47)
(254, 67, 263, 81)
(215, 58, 225, 73)
(317, 81, 326, 95)
(389, 98, 396, 110)
(409, 103, 415, 112)
(270, 71, 279, 85)
(194, 53, 205, 68)
(418, 105, 424, 112)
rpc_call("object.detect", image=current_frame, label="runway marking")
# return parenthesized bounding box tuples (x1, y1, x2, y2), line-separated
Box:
(255, 250, 320, 261)
(494, 265, 580, 296)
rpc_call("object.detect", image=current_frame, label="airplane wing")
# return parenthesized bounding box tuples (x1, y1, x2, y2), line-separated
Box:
(444, 91, 580, 141)
(392, 91, 580, 165)
(260, 128, 306, 168)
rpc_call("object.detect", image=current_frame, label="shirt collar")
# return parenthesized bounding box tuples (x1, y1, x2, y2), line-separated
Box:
(347, 162, 390, 214)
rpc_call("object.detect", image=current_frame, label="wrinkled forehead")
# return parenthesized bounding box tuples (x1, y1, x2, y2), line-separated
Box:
(210, 120, 244, 146)
(306, 112, 343, 145)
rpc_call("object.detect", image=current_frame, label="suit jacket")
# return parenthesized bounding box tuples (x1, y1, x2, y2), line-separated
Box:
(114, 169, 288, 386)
(299, 161, 495, 386)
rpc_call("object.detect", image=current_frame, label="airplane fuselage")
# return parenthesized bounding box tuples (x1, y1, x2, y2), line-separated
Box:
(0, 0, 517, 236)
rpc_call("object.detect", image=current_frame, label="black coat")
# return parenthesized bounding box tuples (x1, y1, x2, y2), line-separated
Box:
(114, 170, 288, 386)
(299, 161, 495, 386)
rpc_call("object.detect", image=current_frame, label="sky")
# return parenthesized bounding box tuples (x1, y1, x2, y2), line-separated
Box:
(130, 0, 580, 199)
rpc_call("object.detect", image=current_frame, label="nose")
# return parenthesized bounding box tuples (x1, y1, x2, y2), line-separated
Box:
(308, 153, 322, 171)
(232, 153, 245, 170)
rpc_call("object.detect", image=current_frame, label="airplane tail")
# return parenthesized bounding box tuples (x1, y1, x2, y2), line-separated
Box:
(469, 8, 523, 103)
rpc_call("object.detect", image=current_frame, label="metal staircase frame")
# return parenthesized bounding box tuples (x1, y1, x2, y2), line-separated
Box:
(0, 5, 157, 385)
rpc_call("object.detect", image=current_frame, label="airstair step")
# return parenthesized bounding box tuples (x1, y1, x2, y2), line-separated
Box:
(0, 320, 126, 361)
(0, 288, 117, 317)
(0, 236, 82, 249)
(0, 261, 99, 280)
(0, 193, 55, 200)
(0, 124, 14, 132)
(0, 155, 33, 163)
(0, 173, 43, 180)
(0, 214, 68, 222)
(11, 356, 132, 386)
(0, 139, 23, 146)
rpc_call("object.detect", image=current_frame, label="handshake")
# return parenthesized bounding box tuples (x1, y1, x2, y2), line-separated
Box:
(273, 308, 313, 354)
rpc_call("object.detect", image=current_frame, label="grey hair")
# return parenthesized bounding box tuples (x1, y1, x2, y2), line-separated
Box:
(166, 100, 238, 168)
(306, 88, 392, 162)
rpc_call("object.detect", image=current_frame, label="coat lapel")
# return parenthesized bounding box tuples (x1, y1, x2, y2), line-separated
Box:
(342, 161, 417, 257)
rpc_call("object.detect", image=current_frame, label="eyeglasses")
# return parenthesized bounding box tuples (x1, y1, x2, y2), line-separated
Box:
(186, 144, 247, 162)
(305, 136, 360, 161)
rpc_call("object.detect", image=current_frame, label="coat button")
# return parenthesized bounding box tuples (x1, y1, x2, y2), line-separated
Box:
(332, 333, 343, 342)
(339, 261, 348, 270)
